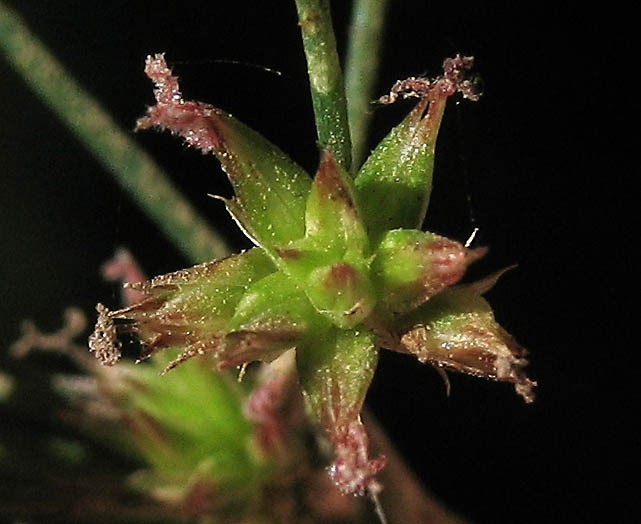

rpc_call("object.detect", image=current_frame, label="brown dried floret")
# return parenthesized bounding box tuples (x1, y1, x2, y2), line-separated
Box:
(88, 303, 122, 366)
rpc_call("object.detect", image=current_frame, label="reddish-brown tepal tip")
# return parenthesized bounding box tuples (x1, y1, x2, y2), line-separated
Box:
(328, 419, 387, 496)
(315, 150, 355, 209)
(143, 53, 181, 104)
(400, 318, 536, 403)
(378, 54, 481, 105)
(136, 54, 222, 152)
(101, 248, 149, 306)
(421, 241, 486, 297)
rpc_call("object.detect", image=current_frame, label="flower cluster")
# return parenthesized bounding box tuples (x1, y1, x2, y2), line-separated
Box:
(91, 53, 535, 497)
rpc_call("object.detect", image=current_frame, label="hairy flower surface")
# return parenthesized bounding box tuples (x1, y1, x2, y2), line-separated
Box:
(91, 53, 535, 496)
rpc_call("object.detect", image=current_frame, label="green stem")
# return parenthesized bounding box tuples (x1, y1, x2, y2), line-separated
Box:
(345, 0, 389, 169)
(294, 0, 352, 170)
(0, 3, 230, 264)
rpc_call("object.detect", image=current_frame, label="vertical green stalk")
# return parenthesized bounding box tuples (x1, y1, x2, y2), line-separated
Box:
(294, 0, 352, 170)
(345, 0, 390, 169)
(0, 3, 229, 264)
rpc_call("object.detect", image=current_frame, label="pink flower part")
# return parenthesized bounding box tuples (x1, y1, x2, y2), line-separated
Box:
(143, 53, 181, 104)
(101, 248, 148, 306)
(418, 241, 487, 307)
(245, 373, 288, 455)
(136, 54, 223, 152)
(244, 350, 299, 456)
(328, 419, 387, 496)
(378, 54, 481, 105)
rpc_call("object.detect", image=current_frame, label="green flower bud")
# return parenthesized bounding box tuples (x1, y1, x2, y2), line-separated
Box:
(274, 150, 375, 328)
(371, 228, 486, 317)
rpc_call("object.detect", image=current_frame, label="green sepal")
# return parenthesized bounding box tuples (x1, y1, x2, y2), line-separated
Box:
(209, 111, 312, 246)
(273, 150, 375, 329)
(397, 276, 536, 402)
(110, 248, 276, 365)
(371, 229, 485, 318)
(129, 248, 274, 314)
(224, 271, 330, 366)
(303, 149, 369, 255)
(354, 96, 447, 245)
(136, 54, 312, 247)
(296, 327, 378, 425)
(296, 327, 383, 494)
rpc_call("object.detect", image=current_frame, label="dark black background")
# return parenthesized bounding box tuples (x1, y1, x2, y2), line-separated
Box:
(1, 2, 635, 523)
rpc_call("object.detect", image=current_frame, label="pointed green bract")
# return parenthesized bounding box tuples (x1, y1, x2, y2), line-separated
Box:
(296, 327, 383, 494)
(136, 54, 312, 247)
(131, 247, 275, 319)
(354, 97, 447, 244)
(274, 151, 375, 328)
(297, 328, 377, 426)
(354, 55, 480, 245)
(209, 111, 312, 245)
(304, 150, 369, 255)
(105, 248, 275, 368)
